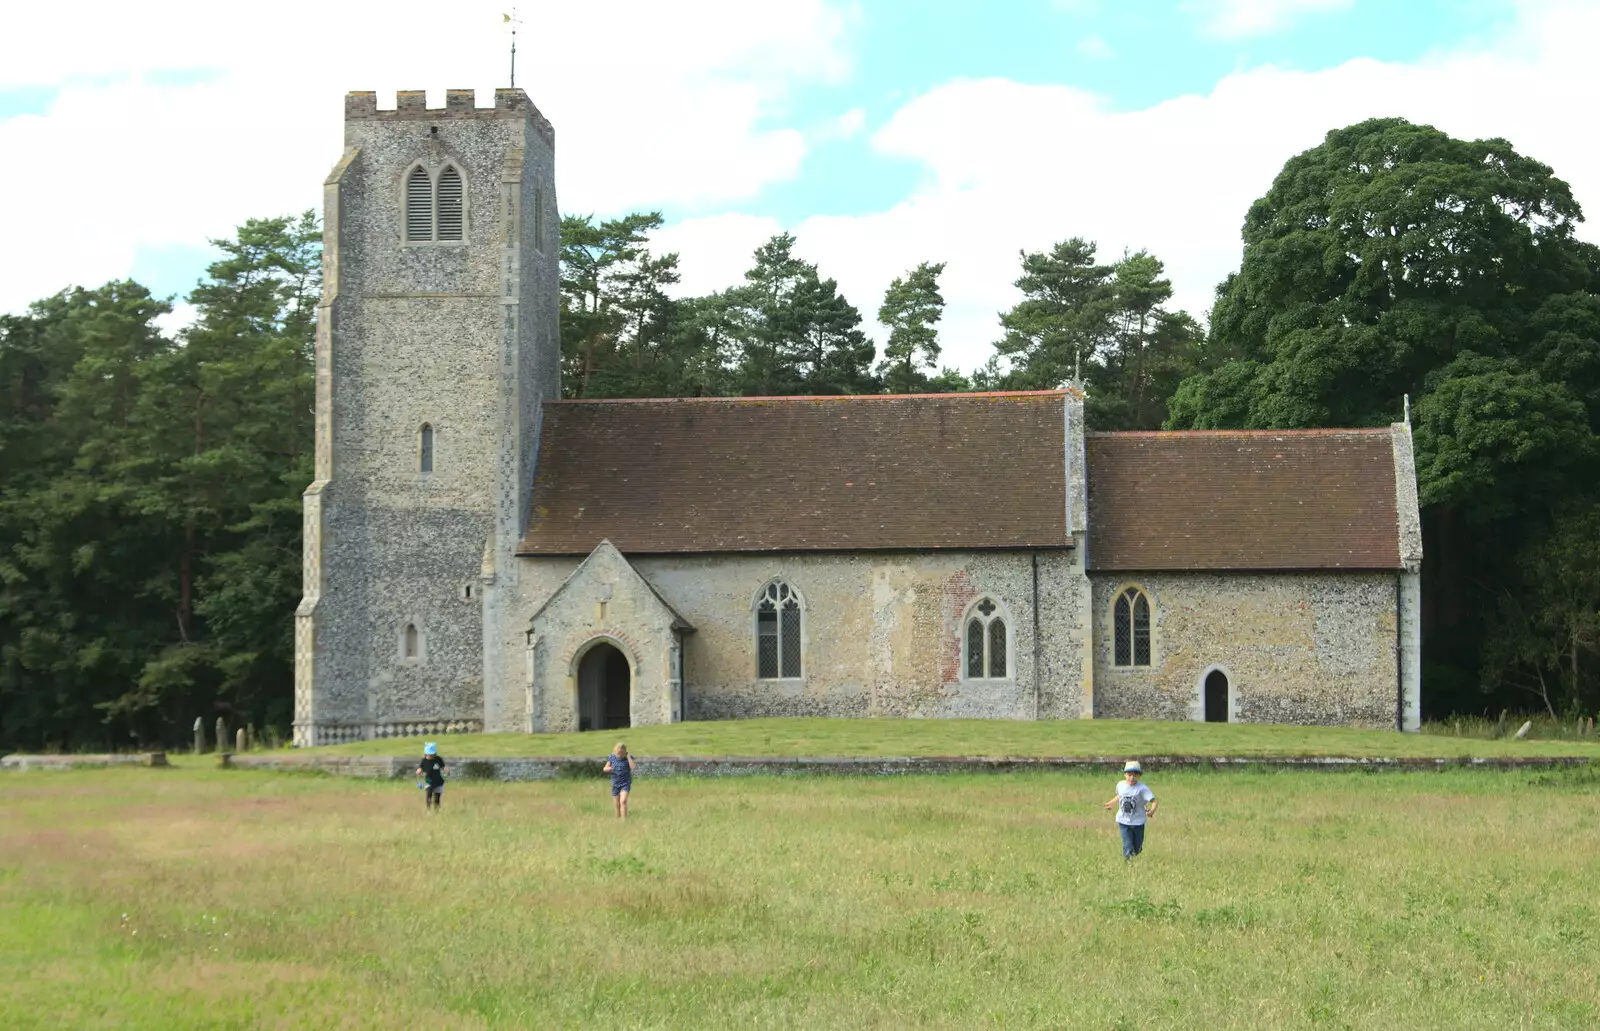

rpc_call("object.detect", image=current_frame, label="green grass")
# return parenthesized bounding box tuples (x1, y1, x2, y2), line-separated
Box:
(1422, 713, 1599, 742)
(308, 716, 1600, 759)
(4, 764, 1599, 1029)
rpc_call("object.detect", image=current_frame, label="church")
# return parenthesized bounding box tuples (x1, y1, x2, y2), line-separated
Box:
(292, 88, 1423, 747)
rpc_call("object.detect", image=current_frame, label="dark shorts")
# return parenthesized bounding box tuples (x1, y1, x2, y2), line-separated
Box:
(425, 783, 443, 794)
(611, 782, 631, 796)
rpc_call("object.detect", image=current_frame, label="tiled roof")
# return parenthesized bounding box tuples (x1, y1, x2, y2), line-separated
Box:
(518, 392, 1071, 555)
(1085, 428, 1402, 571)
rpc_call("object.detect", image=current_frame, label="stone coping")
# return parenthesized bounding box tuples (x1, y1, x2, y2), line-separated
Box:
(219, 753, 1594, 781)
(1, 752, 168, 770)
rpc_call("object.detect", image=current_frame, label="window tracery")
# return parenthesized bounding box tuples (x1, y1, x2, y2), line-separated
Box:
(756, 580, 802, 679)
(965, 597, 1009, 679)
(1113, 587, 1152, 667)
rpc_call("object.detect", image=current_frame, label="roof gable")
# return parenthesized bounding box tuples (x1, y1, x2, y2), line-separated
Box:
(1085, 428, 1404, 571)
(518, 392, 1072, 555)
(529, 540, 694, 632)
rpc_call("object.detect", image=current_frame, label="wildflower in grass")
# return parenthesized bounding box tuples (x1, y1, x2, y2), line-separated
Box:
(416, 742, 447, 811)
(603, 742, 637, 819)
(1103, 760, 1158, 859)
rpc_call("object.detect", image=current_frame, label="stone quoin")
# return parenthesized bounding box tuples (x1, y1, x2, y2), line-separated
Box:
(293, 87, 1423, 746)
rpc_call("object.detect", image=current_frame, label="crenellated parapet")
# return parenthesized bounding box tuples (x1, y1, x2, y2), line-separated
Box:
(343, 88, 555, 149)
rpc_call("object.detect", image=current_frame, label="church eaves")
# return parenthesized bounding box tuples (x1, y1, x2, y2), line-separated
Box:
(517, 392, 1073, 555)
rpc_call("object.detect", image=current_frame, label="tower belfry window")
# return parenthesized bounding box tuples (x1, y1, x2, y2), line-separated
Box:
(406, 166, 433, 241)
(404, 163, 465, 243)
(436, 166, 463, 241)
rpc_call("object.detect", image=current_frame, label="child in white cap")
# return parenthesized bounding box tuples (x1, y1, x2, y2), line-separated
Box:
(1103, 760, 1157, 859)
(416, 742, 447, 811)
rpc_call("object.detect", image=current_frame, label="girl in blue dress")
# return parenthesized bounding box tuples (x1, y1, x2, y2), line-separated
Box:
(603, 742, 637, 819)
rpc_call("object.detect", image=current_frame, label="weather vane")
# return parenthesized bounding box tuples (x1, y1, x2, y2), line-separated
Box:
(503, 8, 522, 87)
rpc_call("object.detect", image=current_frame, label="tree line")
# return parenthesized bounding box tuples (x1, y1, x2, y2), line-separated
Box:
(556, 213, 1205, 421)
(1, 116, 1595, 750)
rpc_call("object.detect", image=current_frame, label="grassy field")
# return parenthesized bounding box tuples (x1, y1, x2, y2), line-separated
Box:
(4, 764, 1598, 1029)
(309, 716, 1600, 760)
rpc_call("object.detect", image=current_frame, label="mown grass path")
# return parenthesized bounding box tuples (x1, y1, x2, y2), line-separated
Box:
(311, 716, 1600, 759)
(3, 765, 1598, 1029)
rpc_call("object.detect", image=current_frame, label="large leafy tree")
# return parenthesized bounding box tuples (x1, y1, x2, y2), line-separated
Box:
(993, 238, 1112, 390)
(730, 234, 877, 395)
(990, 239, 1203, 427)
(0, 283, 174, 749)
(559, 212, 684, 398)
(877, 261, 947, 393)
(558, 222, 887, 399)
(0, 214, 319, 750)
(133, 212, 320, 735)
(1167, 117, 1600, 715)
(1480, 505, 1600, 717)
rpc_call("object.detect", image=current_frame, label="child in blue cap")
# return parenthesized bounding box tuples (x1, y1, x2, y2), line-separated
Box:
(416, 742, 447, 811)
(1103, 760, 1157, 859)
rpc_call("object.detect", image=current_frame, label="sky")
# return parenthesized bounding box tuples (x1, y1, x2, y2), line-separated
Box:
(2, 0, 1598, 372)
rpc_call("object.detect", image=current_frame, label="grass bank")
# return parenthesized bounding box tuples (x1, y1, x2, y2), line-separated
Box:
(3, 766, 1597, 1028)
(306, 716, 1600, 760)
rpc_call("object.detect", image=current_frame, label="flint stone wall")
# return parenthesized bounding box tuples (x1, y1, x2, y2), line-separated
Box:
(298, 91, 559, 745)
(503, 549, 1090, 729)
(219, 752, 1591, 781)
(1090, 571, 1401, 728)
(1, 753, 168, 770)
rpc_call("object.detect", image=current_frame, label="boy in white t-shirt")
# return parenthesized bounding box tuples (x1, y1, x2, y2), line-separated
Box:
(1102, 760, 1158, 859)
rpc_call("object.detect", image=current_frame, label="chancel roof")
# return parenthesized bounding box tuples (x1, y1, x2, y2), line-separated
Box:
(517, 392, 1072, 555)
(1085, 428, 1404, 571)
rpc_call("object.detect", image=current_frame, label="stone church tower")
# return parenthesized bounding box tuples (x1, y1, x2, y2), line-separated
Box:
(294, 89, 559, 747)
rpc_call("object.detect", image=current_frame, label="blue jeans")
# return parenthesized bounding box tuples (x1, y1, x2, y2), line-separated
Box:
(1119, 822, 1146, 858)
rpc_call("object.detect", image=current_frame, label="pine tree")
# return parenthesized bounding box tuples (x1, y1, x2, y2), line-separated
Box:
(877, 261, 947, 393)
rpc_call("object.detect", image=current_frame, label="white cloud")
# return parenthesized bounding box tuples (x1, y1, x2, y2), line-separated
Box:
(1076, 35, 1115, 60)
(655, 0, 1600, 372)
(831, 107, 869, 140)
(153, 302, 198, 339)
(1185, 0, 1356, 38)
(9, 0, 1600, 384)
(0, 0, 852, 311)
(653, 212, 784, 297)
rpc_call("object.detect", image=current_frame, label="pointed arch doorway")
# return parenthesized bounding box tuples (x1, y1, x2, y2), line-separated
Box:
(577, 642, 631, 731)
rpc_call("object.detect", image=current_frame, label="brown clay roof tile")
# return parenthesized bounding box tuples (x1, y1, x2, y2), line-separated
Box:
(517, 392, 1071, 555)
(1085, 428, 1402, 571)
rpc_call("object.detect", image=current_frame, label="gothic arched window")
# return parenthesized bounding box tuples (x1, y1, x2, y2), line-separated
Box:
(965, 597, 1009, 679)
(436, 166, 463, 241)
(405, 166, 433, 242)
(1113, 586, 1152, 667)
(756, 580, 802, 679)
(403, 623, 420, 660)
(419, 423, 434, 473)
(405, 163, 465, 243)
